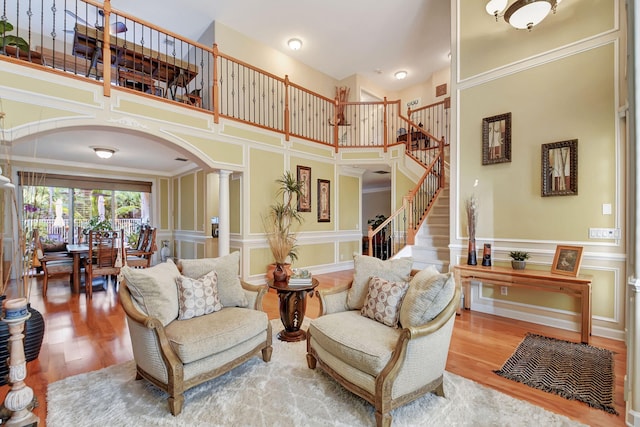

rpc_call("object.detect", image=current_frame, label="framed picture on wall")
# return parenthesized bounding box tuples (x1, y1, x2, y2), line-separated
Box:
(317, 179, 330, 222)
(482, 112, 512, 165)
(551, 245, 583, 276)
(541, 139, 578, 197)
(297, 165, 311, 212)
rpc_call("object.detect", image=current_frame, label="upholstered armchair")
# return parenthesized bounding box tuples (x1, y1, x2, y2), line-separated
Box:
(118, 253, 272, 416)
(306, 255, 460, 427)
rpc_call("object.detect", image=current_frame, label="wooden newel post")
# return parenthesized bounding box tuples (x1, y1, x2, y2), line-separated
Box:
(2, 298, 39, 427)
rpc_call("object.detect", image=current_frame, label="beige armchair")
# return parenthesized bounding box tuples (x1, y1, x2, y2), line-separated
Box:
(119, 254, 272, 416)
(306, 256, 460, 427)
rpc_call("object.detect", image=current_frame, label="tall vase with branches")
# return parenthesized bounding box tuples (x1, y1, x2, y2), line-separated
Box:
(465, 195, 478, 265)
(263, 171, 304, 282)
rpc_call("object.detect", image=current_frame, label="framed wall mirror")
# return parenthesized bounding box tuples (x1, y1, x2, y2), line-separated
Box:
(541, 139, 578, 197)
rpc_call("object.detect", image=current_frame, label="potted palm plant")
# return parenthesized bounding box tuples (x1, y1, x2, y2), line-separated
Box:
(509, 251, 530, 270)
(0, 20, 29, 53)
(263, 171, 304, 282)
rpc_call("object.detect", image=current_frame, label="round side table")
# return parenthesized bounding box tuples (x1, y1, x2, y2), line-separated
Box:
(267, 278, 319, 342)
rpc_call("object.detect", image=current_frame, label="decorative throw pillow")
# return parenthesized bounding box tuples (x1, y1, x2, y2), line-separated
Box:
(176, 270, 222, 320)
(120, 259, 181, 326)
(347, 253, 413, 310)
(360, 276, 409, 327)
(399, 270, 456, 328)
(177, 251, 248, 307)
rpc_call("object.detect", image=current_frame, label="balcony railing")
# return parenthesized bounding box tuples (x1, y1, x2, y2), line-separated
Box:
(2, 0, 450, 256)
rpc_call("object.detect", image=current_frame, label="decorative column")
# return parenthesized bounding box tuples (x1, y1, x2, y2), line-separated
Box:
(218, 170, 231, 257)
(2, 298, 39, 427)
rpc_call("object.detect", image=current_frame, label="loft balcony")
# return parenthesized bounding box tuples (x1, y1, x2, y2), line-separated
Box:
(0, 0, 449, 152)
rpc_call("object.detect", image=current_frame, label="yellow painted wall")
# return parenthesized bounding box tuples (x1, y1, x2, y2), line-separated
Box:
(339, 240, 361, 260)
(159, 178, 169, 230)
(459, 0, 615, 80)
(290, 156, 335, 231)
(249, 149, 284, 235)
(179, 173, 195, 230)
(196, 171, 205, 232)
(458, 45, 616, 241)
(456, 0, 625, 337)
(230, 174, 241, 234)
(338, 175, 360, 231)
(394, 167, 416, 211)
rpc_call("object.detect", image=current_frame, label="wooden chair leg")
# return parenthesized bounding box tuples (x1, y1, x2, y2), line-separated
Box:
(42, 274, 48, 297)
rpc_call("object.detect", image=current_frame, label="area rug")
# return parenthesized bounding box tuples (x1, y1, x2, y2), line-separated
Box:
(494, 333, 617, 415)
(47, 321, 586, 427)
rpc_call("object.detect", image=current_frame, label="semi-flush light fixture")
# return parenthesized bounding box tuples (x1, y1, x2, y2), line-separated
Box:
(394, 70, 408, 80)
(486, 0, 559, 31)
(287, 38, 302, 51)
(93, 147, 116, 159)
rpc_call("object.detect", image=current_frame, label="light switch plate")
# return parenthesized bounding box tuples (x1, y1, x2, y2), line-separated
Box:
(589, 227, 620, 239)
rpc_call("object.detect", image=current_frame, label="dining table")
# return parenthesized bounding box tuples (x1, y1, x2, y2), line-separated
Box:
(66, 244, 89, 294)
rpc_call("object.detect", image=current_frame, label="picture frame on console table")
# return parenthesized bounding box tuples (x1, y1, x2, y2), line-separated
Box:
(551, 245, 583, 276)
(317, 179, 330, 222)
(482, 112, 511, 165)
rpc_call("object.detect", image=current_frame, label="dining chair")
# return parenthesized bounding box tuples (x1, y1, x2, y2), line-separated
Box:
(33, 229, 74, 297)
(126, 227, 157, 268)
(84, 229, 124, 299)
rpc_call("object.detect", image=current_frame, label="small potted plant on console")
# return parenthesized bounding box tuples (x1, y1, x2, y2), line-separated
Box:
(509, 251, 529, 270)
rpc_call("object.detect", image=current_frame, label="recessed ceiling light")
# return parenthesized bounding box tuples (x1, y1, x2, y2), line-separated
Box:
(288, 38, 302, 51)
(394, 70, 408, 80)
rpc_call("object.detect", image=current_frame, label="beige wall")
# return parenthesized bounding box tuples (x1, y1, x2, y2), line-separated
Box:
(454, 0, 626, 339)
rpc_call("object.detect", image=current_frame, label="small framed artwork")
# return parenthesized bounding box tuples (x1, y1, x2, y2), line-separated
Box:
(317, 179, 330, 222)
(297, 165, 311, 212)
(482, 112, 512, 165)
(551, 245, 584, 276)
(541, 139, 578, 197)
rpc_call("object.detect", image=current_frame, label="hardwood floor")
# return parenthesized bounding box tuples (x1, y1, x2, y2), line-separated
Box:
(3, 270, 626, 426)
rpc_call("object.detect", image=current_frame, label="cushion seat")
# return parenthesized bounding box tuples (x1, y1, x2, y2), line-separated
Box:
(43, 259, 74, 274)
(309, 310, 400, 376)
(165, 307, 268, 364)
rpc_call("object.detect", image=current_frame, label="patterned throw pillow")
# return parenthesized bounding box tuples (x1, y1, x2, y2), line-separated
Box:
(360, 276, 410, 327)
(176, 270, 223, 320)
(177, 252, 248, 307)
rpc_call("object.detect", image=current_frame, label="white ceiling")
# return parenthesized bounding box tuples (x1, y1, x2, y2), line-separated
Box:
(7, 0, 452, 186)
(110, 0, 452, 92)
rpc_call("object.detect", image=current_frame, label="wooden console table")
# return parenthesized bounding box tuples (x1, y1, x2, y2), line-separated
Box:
(452, 264, 592, 343)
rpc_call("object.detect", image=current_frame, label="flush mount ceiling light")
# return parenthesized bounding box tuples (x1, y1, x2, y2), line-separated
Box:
(486, 0, 559, 31)
(93, 147, 116, 159)
(394, 70, 408, 80)
(287, 38, 302, 51)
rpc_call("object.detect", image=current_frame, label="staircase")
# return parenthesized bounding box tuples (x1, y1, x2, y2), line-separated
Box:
(410, 187, 450, 272)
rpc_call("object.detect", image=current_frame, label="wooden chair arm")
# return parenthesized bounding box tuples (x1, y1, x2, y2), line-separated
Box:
(241, 280, 267, 311)
(118, 279, 182, 368)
